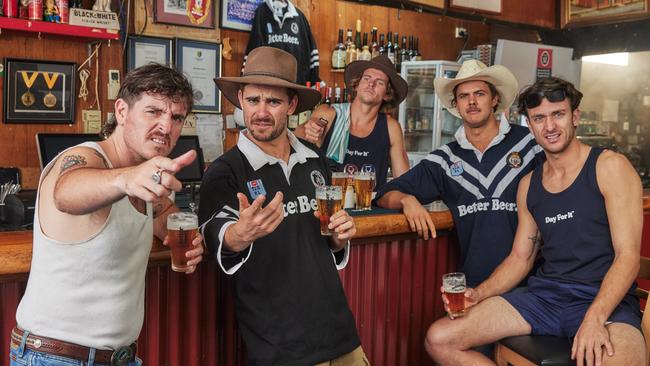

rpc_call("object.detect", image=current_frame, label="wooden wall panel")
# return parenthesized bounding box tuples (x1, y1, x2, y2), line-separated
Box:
(450, 0, 556, 29)
(0, 31, 122, 189)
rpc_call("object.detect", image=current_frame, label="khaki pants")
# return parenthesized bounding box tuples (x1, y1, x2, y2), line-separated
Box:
(314, 346, 370, 366)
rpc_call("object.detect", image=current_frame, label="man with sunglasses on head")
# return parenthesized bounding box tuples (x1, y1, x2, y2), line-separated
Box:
(425, 76, 645, 366)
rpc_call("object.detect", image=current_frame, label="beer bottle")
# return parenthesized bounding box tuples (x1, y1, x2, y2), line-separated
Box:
(332, 29, 347, 69)
(399, 36, 408, 67)
(378, 34, 386, 56)
(415, 37, 422, 61)
(334, 87, 342, 104)
(386, 32, 395, 64)
(393, 33, 401, 71)
(370, 27, 379, 58)
(409, 35, 416, 61)
(324, 87, 332, 105)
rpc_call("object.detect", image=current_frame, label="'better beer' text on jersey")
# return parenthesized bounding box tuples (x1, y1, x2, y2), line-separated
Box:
(199, 131, 360, 366)
(376, 120, 543, 287)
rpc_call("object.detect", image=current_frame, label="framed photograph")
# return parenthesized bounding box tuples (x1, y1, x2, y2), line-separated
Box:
(3, 59, 76, 124)
(561, 0, 648, 27)
(154, 0, 215, 28)
(126, 36, 173, 71)
(450, 0, 501, 14)
(175, 39, 222, 113)
(220, 0, 264, 31)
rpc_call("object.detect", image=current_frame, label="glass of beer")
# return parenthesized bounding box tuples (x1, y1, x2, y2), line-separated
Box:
(442, 272, 467, 318)
(167, 212, 199, 272)
(316, 186, 342, 236)
(354, 171, 375, 210)
(332, 172, 353, 208)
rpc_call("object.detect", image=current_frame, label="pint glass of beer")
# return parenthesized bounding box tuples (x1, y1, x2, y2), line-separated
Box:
(332, 172, 354, 208)
(167, 212, 199, 272)
(442, 272, 467, 318)
(316, 186, 342, 236)
(353, 171, 375, 210)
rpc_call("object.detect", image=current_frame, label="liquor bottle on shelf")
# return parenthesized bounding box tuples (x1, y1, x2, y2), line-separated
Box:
(414, 37, 422, 61)
(393, 33, 401, 71)
(345, 28, 353, 49)
(399, 36, 409, 67)
(334, 87, 342, 104)
(346, 28, 357, 65)
(378, 34, 386, 56)
(359, 33, 371, 61)
(324, 87, 332, 105)
(332, 29, 347, 70)
(354, 20, 362, 50)
(370, 27, 379, 59)
(386, 33, 395, 64)
(409, 35, 416, 61)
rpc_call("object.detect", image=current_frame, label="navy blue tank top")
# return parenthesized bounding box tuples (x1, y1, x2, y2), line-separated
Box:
(323, 111, 390, 191)
(527, 148, 618, 287)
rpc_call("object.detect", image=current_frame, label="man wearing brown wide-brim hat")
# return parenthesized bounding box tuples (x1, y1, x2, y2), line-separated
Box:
(295, 54, 410, 193)
(200, 47, 369, 366)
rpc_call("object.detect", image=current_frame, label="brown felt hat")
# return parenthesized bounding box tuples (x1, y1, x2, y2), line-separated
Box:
(344, 54, 408, 104)
(214, 47, 321, 113)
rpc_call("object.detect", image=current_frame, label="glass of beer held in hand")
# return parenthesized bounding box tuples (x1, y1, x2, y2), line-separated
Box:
(353, 171, 375, 211)
(167, 212, 199, 272)
(443, 272, 467, 318)
(316, 186, 342, 236)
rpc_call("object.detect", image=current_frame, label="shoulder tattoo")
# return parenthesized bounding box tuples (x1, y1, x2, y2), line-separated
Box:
(93, 149, 109, 168)
(59, 154, 87, 174)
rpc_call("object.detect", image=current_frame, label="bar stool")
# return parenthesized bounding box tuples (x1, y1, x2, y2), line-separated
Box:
(494, 256, 650, 366)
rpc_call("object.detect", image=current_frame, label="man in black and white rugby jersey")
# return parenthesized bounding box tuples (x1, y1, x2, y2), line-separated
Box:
(199, 47, 369, 366)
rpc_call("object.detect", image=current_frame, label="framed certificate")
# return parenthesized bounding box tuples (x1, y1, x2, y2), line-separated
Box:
(126, 36, 173, 71)
(3, 58, 76, 124)
(174, 38, 221, 113)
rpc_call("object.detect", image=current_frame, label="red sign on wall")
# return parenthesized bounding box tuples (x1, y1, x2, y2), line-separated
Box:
(536, 48, 553, 80)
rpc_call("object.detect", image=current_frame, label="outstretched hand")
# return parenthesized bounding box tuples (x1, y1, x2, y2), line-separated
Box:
(231, 192, 285, 245)
(121, 150, 197, 202)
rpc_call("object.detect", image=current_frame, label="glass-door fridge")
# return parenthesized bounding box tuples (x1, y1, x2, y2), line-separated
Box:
(399, 60, 462, 166)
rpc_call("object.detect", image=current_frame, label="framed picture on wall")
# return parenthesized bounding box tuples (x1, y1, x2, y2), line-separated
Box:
(154, 0, 215, 29)
(561, 0, 648, 27)
(174, 39, 222, 113)
(220, 0, 264, 31)
(3, 59, 76, 124)
(450, 0, 501, 14)
(126, 36, 173, 71)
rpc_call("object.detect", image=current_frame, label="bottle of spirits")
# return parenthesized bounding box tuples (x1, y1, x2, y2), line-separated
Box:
(359, 33, 372, 61)
(399, 36, 409, 67)
(393, 32, 401, 71)
(370, 27, 379, 59)
(414, 37, 422, 61)
(345, 28, 357, 64)
(332, 29, 347, 69)
(354, 19, 362, 50)
(378, 34, 386, 56)
(409, 35, 416, 61)
(386, 32, 395, 64)
(334, 87, 342, 104)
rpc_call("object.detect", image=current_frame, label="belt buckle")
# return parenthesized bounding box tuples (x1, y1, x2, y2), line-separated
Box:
(110, 346, 133, 366)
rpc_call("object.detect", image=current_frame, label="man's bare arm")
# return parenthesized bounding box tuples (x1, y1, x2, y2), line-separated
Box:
(473, 174, 539, 301)
(294, 105, 335, 147)
(386, 116, 410, 178)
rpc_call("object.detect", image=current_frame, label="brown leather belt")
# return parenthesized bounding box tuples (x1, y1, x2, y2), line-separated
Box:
(11, 327, 136, 366)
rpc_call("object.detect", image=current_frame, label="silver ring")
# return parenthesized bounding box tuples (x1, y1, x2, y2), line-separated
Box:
(151, 169, 163, 184)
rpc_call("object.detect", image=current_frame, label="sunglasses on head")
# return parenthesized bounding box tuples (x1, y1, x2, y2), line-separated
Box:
(524, 89, 567, 109)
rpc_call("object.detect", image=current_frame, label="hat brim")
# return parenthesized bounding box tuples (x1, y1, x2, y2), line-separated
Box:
(344, 60, 408, 104)
(433, 65, 518, 119)
(214, 75, 322, 114)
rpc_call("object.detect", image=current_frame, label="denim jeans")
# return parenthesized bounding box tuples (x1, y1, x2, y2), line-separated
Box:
(9, 330, 142, 366)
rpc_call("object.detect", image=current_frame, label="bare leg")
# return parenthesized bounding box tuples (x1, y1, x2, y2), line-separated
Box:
(425, 296, 532, 366)
(601, 323, 645, 366)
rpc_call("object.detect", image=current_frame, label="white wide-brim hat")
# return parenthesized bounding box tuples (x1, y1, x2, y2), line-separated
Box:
(434, 59, 518, 119)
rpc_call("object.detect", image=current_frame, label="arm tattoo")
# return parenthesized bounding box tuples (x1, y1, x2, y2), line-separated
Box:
(93, 149, 109, 168)
(528, 230, 543, 257)
(59, 154, 87, 174)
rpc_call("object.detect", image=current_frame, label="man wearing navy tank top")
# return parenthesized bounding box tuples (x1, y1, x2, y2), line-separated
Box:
(425, 77, 645, 366)
(296, 55, 410, 191)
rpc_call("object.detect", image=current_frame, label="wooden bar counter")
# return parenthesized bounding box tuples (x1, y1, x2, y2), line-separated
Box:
(0, 210, 455, 366)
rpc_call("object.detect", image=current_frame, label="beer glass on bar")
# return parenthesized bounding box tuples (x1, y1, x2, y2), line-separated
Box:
(316, 186, 342, 235)
(167, 212, 199, 272)
(353, 171, 375, 210)
(332, 172, 353, 209)
(443, 272, 467, 318)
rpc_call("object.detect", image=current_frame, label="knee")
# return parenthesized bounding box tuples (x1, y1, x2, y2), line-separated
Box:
(424, 320, 455, 357)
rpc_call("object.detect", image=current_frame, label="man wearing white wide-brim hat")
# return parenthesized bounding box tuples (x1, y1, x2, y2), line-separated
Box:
(199, 47, 369, 366)
(376, 59, 543, 353)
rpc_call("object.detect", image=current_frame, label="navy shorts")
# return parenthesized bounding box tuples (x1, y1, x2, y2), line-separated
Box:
(502, 276, 641, 337)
